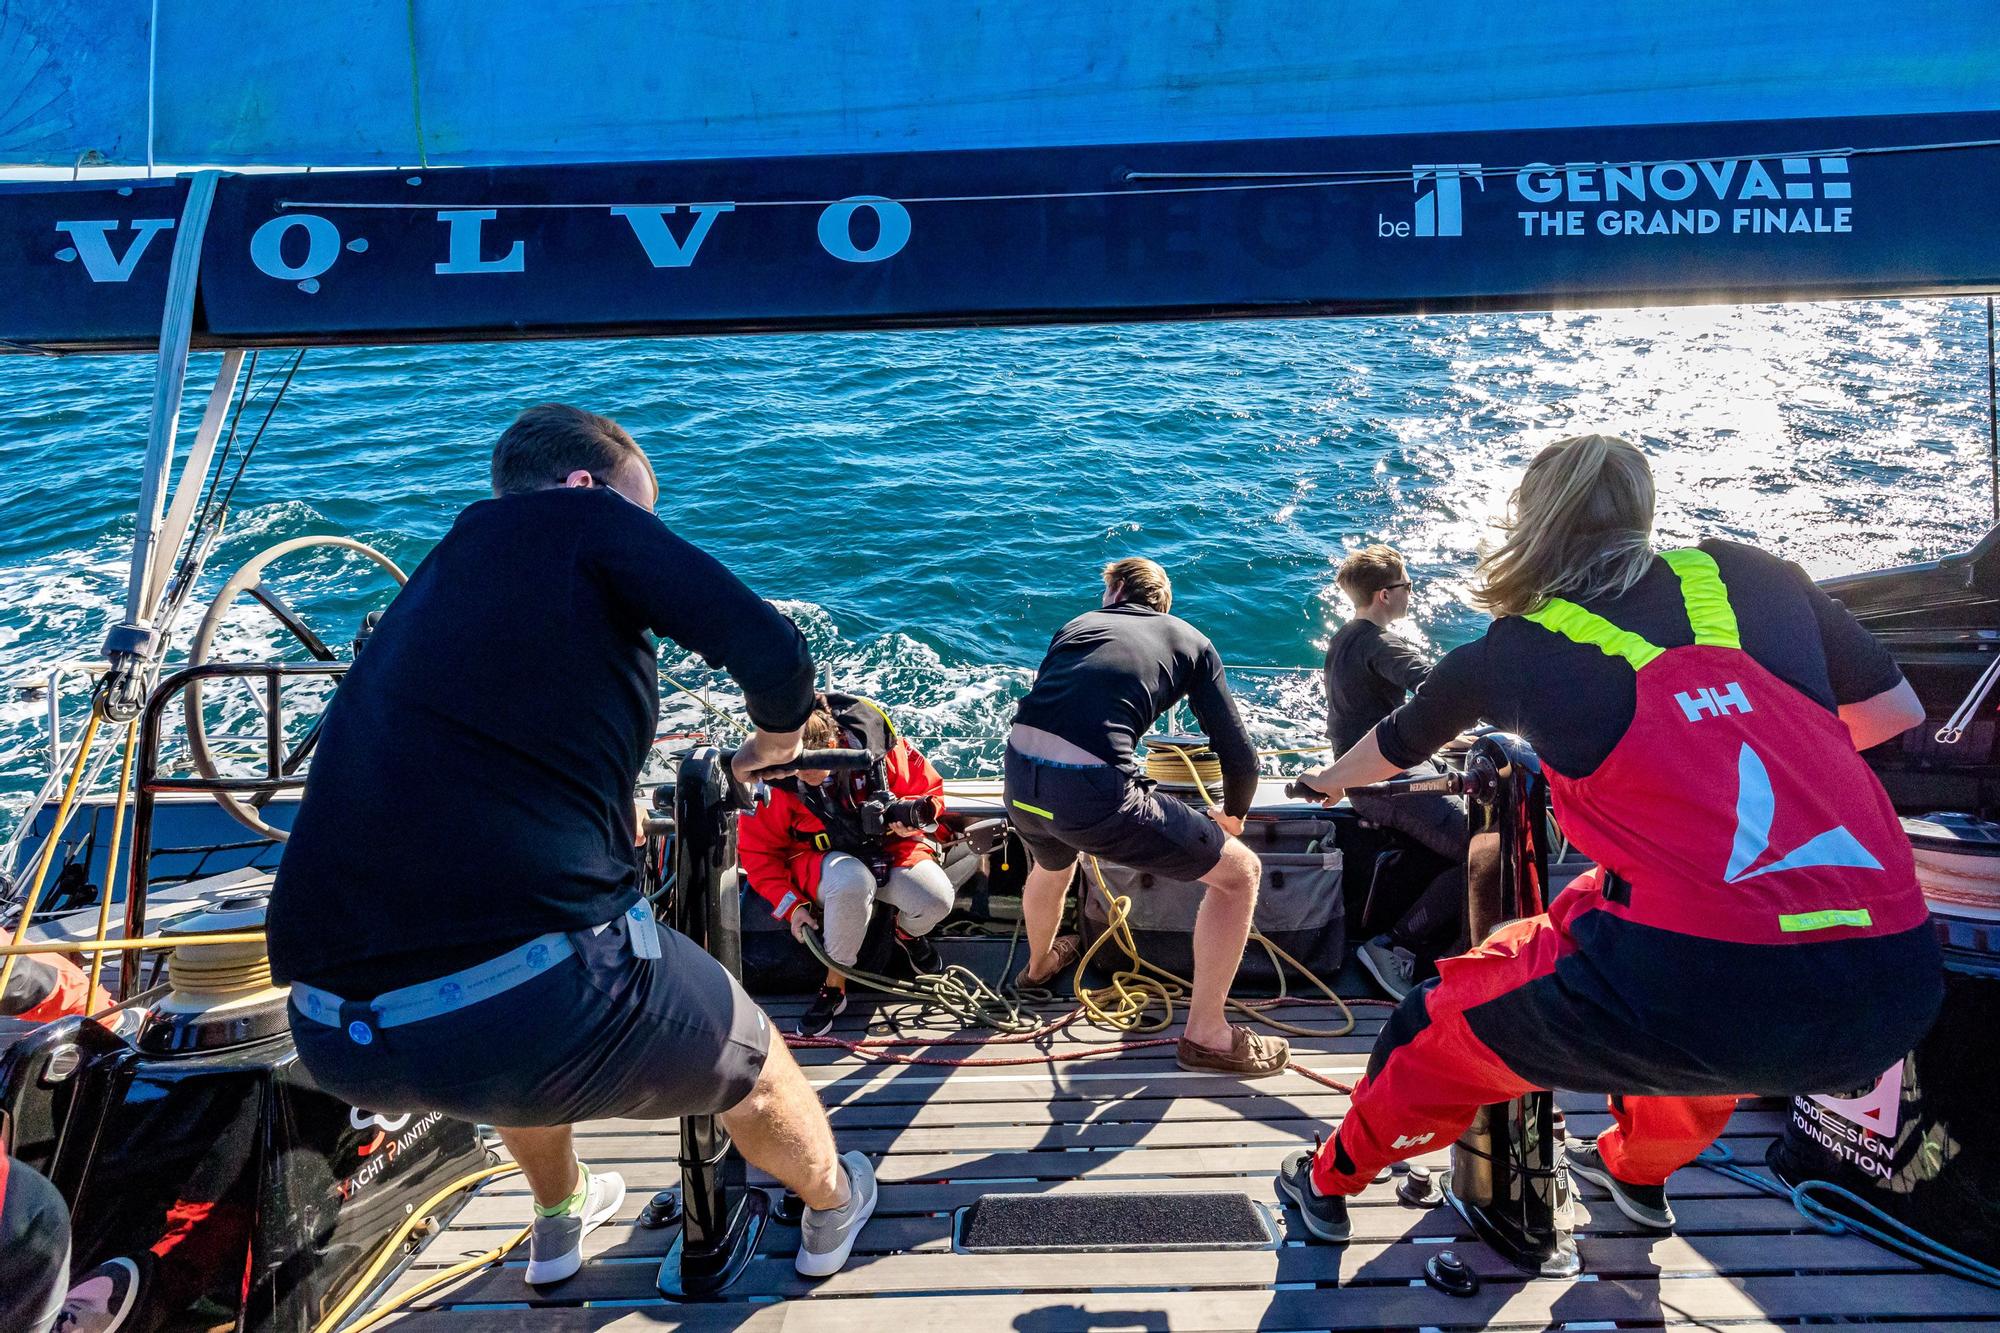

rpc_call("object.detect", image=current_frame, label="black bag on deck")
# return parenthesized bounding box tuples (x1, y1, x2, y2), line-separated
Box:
(1078, 817, 1344, 995)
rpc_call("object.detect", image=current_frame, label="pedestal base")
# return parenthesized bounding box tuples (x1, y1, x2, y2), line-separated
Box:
(657, 1186, 772, 1299)
(1441, 1167, 1582, 1279)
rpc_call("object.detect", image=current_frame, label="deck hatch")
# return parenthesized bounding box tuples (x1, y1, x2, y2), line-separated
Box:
(953, 1190, 1277, 1253)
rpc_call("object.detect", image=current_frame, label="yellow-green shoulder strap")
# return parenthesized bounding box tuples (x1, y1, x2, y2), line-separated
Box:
(1522, 598, 1664, 671)
(1660, 548, 1741, 649)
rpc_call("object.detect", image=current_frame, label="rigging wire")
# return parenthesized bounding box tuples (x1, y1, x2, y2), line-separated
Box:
(2, 348, 303, 911)
(201, 348, 306, 537)
(189, 349, 261, 546)
(274, 137, 2000, 213)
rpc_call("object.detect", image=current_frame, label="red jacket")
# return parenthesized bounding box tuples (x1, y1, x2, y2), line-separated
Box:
(740, 736, 946, 922)
(1, 952, 110, 1024)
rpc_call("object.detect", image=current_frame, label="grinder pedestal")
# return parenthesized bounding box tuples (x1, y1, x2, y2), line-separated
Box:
(1442, 1100, 1580, 1278)
(658, 750, 769, 1299)
(1451, 735, 1578, 1276)
(1364, 734, 1580, 1279)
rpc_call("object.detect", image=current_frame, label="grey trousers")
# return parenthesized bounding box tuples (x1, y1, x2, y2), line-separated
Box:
(818, 852, 955, 966)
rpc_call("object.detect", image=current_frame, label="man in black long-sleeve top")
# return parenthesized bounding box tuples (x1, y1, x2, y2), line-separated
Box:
(269, 405, 876, 1286)
(1004, 558, 1287, 1077)
(1323, 545, 1468, 1000)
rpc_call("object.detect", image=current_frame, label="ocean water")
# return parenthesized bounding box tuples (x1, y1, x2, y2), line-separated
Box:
(0, 300, 1994, 808)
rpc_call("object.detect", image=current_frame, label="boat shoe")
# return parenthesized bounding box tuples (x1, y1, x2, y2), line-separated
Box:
(1010, 934, 1081, 991)
(1176, 1025, 1291, 1078)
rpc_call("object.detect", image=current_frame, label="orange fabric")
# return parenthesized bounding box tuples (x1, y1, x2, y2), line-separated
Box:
(738, 737, 946, 917)
(1311, 905, 1734, 1197)
(11, 952, 110, 1024)
(1599, 1094, 1738, 1186)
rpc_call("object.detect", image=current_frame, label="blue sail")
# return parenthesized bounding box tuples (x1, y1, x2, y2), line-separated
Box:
(3, 1, 1998, 169)
(2, 5, 1997, 351)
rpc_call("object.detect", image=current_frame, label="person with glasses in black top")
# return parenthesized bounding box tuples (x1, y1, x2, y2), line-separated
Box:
(1323, 545, 1468, 1000)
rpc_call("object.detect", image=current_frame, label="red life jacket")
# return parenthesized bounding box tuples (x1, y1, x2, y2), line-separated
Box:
(1526, 548, 1925, 947)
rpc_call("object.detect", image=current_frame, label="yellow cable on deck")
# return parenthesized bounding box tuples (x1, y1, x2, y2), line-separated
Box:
(1, 709, 102, 998)
(88, 720, 140, 999)
(312, 1163, 522, 1333)
(1075, 855, 1352, 1039)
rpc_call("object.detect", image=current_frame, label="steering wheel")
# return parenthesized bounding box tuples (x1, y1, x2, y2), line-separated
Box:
(184, 535, 408, 841)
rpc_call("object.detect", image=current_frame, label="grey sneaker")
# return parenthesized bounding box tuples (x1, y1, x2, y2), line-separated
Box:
(525, 1164, 627, 1286)
(796, 1150, 878, 1278)
(1565, 1136, 1674, 1231)
(1357, 936, 1417, 1001)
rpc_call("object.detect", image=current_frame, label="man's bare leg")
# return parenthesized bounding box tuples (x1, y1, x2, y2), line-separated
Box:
(1019, 861, 1077, 983)
(1183, 837, 1262, 1053)
(495, 1124, 583, 1208)
(718, 1036, 849, 1210)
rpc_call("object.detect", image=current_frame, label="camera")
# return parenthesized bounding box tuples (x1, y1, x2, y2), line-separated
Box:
(857, 793, 942, 838)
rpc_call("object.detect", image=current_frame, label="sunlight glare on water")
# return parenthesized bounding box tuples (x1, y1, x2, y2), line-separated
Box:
(0, 299, 1992, 798)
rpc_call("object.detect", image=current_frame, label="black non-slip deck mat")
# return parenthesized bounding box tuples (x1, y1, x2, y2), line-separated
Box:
(955, 1190, 1275, 1253)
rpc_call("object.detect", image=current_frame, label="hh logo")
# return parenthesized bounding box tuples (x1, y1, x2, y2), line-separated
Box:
(1391, 1131, 1436, 1150)
(1726, 743, 1881, 883)
(1677, 681, 1752, 722)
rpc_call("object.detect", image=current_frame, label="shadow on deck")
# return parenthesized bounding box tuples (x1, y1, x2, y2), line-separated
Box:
(367, 938, 1997, 1332)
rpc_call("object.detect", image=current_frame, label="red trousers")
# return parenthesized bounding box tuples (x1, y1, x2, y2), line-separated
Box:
(1311, 903, 1738, 1196)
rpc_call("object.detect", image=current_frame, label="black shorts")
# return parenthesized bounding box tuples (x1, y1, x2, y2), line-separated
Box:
(1002, 746, 1227, 883)
(290, 912, 771, 1127)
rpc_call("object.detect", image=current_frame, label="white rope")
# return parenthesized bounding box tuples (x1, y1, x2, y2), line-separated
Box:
(272, 137, 2000, 213)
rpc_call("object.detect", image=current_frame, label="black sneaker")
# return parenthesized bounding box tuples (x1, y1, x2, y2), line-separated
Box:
(795, 986, 848, 1038)
(1565, 1136, 1675, 1231)
(1274, 1148, 1351, 1243)
(897, 931, 942, 977)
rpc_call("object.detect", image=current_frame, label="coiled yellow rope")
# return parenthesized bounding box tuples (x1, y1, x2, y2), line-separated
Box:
(1073, 855, 1352, 1038)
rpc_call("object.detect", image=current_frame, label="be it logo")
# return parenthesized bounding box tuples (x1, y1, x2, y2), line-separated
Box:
(1381, 165, 1484, 239)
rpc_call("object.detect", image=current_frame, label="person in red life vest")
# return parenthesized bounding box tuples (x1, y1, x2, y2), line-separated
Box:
(0, 952, 111, 1026)
(740, 693, 954, 1037)
(1277, 434, 1943, 1243)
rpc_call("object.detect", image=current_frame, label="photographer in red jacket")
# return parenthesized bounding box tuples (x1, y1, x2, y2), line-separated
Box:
(741, 694, 953, 1036)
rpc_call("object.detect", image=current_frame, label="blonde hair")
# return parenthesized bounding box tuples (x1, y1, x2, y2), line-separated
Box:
(1103, 557, 1173, 613)
(1336, 544, 1407, 608)
(1474, 434, 1656, 618)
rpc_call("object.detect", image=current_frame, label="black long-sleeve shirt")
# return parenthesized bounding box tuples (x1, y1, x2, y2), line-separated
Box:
(1375, 540, 1902, 778)
(1323, 619, 1432, 756)
(268, 486, 815, 995)
(1011, 604, 1259, 816)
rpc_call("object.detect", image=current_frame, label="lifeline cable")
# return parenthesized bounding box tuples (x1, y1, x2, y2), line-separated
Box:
(1698, 1140, 2000, 1291)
